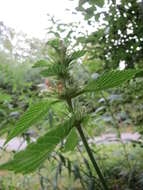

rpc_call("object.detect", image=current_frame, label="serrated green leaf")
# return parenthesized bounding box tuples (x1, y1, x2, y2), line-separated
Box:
(40, 64, 63, 77)
(5, 100, 57, 144)
(0, 118, 74, 174)
(40, 64, 69, 78)
(70, 50, 86, 61)
(32, 60, 49, 68)
(47, 38, 61, 50)
(84, 70, 141, 92)
(64, 128, 78, 152)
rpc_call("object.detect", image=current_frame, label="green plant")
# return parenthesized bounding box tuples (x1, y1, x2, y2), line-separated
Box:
(0, 38, 141, 190)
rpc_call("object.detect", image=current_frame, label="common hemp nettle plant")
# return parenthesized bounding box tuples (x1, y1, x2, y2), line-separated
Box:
(0, 38, 141, 190)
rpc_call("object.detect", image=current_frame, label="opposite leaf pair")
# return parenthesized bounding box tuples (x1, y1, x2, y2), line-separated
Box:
(0, 69, 141, 174)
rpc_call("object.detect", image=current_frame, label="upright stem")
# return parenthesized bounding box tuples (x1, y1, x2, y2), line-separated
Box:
(77, 125, 109, 190)
(66, 98, 109, 190)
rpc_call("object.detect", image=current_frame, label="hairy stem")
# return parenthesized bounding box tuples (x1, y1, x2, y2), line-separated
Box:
(76, 125, 109, 190)
(65, 98, 109, 190)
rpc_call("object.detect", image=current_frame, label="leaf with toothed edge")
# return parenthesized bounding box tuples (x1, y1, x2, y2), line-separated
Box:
(5, 100, 58, 145)
(84, 70, 142, 92)
(32, 60, 49, 68)
(0, 118, 74, 174)
(64, 127, 78, 152)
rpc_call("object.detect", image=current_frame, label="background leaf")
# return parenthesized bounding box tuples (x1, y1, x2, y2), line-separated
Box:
(0, 92, 12, 102)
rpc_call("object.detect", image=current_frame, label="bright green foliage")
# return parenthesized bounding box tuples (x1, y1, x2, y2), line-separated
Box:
(70, 50, 86, 61)
(32, 60, 49, 68)
(0, 31, 141, 178)
(40, 64, 69, 78)
(0, 118, 73, 174)
(64, 128, 78, 152)
(84, 70, 141, 92)
(5, 100, 57, 144)
(38, 51, 86, 79)
(0, 8, 143, 190)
